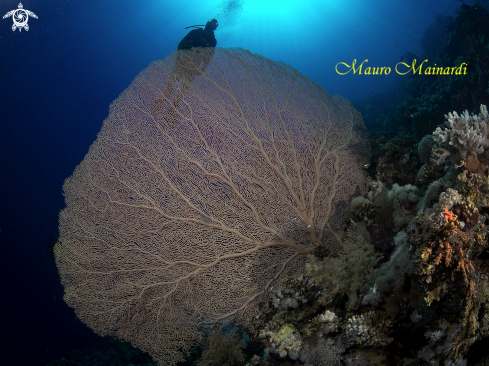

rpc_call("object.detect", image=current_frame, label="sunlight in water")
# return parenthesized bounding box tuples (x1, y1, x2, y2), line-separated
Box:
(241, 0, 340, 18)
(244, 0, 306, 16)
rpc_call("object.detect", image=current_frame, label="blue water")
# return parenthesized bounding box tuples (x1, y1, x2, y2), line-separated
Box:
(0, 0, 485, 364)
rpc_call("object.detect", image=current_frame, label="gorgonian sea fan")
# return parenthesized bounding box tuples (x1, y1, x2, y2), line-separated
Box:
(55, 48, 370, 365)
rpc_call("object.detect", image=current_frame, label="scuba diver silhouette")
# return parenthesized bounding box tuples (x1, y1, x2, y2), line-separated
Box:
(151, 19, 218, 127)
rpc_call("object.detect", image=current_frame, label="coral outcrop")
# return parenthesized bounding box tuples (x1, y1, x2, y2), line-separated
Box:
(432, 104, 489, 165)
(246, 104, 489, 366)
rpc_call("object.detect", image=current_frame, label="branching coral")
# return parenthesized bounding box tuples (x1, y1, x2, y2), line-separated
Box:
(417, 322, 464, 363)
(415, 196, 482, 298)
(343, 311, 393, 348)
(410, 173, 489, 358)
(432, 104, 489, 165)
(417, 162, 445, 188)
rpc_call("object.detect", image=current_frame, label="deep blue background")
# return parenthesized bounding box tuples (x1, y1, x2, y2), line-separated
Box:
(0, 0, 484, 364)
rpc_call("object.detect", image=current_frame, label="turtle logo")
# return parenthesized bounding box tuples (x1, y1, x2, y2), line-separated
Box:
(3, 3, 38, 32)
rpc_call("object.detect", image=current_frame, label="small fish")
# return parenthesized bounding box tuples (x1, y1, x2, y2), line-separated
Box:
(364, 163, 370, 168)
(375, 118, 380, 123)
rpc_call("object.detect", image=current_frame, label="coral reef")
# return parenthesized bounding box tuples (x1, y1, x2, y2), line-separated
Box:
(418, 135, 436, 165)
(417, 162, 445, 188)
(432, 104, 489, 165)
(306, 221, 382, 306)
(410, 180, 489, 349)
(343, 311, 393, 348)
(370, 134, 420, 186)
(259, 323, 303, 360)
(343, 181, 419, 256)
(417, 135, 446, 187)
(369, 240, 413, 296)
(242, 104, 489, 366)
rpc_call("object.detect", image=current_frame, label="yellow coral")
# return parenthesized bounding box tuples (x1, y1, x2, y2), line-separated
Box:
(424, 286, 442, 306)
(421, 248, 432, 260)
